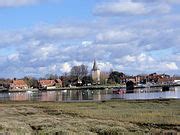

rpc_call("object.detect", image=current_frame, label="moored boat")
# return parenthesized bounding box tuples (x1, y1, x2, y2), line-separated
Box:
(113, 88, 126, 94)
(0, 88, 8, 92)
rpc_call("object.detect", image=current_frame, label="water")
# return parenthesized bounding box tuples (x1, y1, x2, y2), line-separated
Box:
(0, 87, 180, 102)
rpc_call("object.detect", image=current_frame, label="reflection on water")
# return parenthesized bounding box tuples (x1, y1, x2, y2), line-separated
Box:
(117, 87, 180, 100)
(0, 87, 180, 102)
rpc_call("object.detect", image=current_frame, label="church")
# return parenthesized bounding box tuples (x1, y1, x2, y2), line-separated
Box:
(92, 60, 101, 84)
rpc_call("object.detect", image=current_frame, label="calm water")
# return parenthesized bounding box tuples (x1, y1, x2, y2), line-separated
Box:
(0, 87, 180, 102)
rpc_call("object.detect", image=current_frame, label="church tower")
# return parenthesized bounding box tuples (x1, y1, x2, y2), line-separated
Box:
(92, 60, 101, 84)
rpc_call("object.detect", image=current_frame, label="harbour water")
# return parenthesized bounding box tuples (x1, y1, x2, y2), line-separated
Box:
(0, 87, 180, 102)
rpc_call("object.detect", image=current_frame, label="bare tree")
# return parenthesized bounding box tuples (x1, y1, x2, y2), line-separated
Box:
(70, 64, 88, 79)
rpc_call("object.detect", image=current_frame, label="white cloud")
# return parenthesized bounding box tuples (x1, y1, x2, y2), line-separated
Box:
(50, 65, 57, 72)
(82, 41, 93, 47)
(123, 55, 136, 62)
(0, 0, 42, 7)
(0, 10, 180, 77)
(138, 53, 147, 62)
(8, 53, 19, 61)
(98, 62, 113, 71)
(133, 0, 180, 4)
(0, 32, 23, 45)
(166, 0, 180, 4)
(95, 0, 146, 16)
(94, 0, 171, 16)
(96, 30, 136, 43)
(61, 63, 71, 73)
(38, 67, 47, 74)
(34, 25, 91, 41)
(164, 62, 178, 70)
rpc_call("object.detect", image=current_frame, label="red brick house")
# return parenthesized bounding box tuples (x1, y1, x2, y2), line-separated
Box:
(39, 79, 62, 89)
(158, 78, 173, 84)
(10, 80, 28, 90)
(173, 77, 180, 84)
(39, 80, 56, 87)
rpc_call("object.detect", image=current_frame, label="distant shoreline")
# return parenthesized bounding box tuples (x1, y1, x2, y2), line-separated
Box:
(1, 84, 180, 93)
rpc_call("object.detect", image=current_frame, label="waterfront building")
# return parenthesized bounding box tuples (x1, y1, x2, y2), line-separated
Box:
(39, 79, 62, 89)
(39, 80, 56, 88)
(173, 76, 180, 84)
(158, 78, 173, 84)
(92, 60, 101, 84)
(10, 80, 28, 90)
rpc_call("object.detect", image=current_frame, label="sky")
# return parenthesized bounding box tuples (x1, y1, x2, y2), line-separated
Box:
(0, 0, 180, 78)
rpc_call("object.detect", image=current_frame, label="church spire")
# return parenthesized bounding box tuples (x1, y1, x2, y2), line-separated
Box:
(92, 59, 101, 84)
(92, 59, 98, 71)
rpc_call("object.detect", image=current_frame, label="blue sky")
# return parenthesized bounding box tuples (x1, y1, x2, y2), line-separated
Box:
(0, 0, 180, 78)
(0, 0, 96, 29)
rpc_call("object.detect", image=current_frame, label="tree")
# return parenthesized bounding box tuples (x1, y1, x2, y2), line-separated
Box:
(45, 74, 58, 80)
(82, 76, 93, 85)
(107, 71, 126, 84)
(0, 78, 10, 89)
(70, 64, 88, 79)
(23, 77, 39, 88)
(61, 76, 71, 87)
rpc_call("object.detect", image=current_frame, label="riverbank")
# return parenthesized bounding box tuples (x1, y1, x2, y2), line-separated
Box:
(0, 99, 179, 134)
(5, 83, 180, 92)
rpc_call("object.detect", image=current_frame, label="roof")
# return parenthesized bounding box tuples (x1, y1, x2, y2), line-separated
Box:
(55, 79, 62, 83)
(39, 80, 56, 86)
(12, 80, 28, 86)
(158, 78, 173, 83)
(173, 77, 180, 80)
(92, 59, 99, 71)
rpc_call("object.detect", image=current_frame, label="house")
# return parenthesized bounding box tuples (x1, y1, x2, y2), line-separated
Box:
(39, 79, 62, 89)
(173, 77, 180, 84)
(147, 73, 160, 83)
(10, 80, 28, 90)
(159, 74, 171, 78)
(127, 76, 136, 84)
(55, 79, 63, 87)
(158, 78, 173, 84)
(124, 76, 140, 84)
(39, 80, 56, 89)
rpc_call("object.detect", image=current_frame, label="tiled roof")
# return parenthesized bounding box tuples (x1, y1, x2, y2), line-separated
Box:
(173, 77, 180, 80)
(55, 79, 62, 83)
(12, 80, 27, 86)
(39, 80, 56, 86)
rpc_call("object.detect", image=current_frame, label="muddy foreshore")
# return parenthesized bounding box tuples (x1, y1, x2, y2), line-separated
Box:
(0, 99, 179, 134)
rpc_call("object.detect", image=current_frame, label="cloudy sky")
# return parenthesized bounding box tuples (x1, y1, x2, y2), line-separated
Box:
(0, 0, 180, 78)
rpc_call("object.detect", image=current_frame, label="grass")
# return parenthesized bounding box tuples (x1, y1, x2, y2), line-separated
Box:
(0, 99, 179, 134)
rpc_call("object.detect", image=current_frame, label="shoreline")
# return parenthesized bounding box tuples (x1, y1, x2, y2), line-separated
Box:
(2, 84, 180, 93)
(0, 98, 179, 104)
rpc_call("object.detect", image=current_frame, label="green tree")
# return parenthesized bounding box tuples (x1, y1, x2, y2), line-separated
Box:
(60, 76, 71, 87)
(23, 77, 39, 88)
(107, 71, 126, 84)
(82, 76, 93, 85)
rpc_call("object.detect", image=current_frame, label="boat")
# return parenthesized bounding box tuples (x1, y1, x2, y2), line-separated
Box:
(0, 85, 9, 92)
(0, 88, 8, 92)
(38, 87, 47, 91)
(113, 88, 126, 94)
